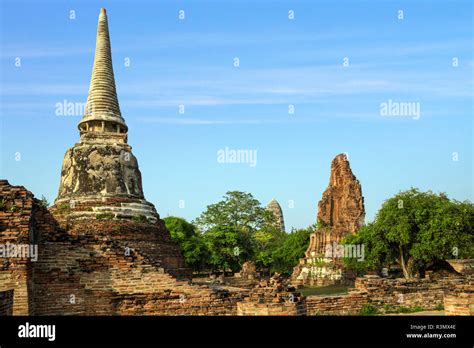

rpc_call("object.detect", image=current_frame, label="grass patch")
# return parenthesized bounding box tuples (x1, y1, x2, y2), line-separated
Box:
(383, 304, 426, 314)
(96, 213, 115, 220)
(299, 284, 350, 297)
(132, 215, 148, 223)
(359, 304, 379, 316)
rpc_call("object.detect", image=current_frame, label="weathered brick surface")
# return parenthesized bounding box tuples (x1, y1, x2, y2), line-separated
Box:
(0, 289, 14, 315)
(236, 274, 306, 316)
(446, 259, 474, 275)
(0, 180, 247, 315)
(444, 285, 474, 316)
(306, 291, 368, 315)
(2, 180, 472, 316)
(305, 275, 473, 315)
(0, 180, 37, 315)
(292, 154, 365, 286)
(353, 275, 468, 310)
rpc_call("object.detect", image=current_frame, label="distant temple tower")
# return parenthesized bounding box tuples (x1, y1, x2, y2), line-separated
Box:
(267, 198, 285, 232)
(54, 8, 157, 221)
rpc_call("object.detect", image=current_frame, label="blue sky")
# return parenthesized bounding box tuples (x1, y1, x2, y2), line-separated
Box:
(0, 0, 472, 230)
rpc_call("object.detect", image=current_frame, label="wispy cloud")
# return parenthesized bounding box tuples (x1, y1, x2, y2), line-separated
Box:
(136, 117, 283, 125)
(0, 44, 93, 59)
(0, 84, 87, 96)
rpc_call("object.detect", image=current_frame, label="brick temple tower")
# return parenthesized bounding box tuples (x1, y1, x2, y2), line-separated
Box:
(54, 8, 157, 222)
(291, 154, 365, 286)
(267, 198, 285, 232)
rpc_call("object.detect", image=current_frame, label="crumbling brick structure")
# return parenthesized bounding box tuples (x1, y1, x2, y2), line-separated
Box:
(0, 180, 247, 315)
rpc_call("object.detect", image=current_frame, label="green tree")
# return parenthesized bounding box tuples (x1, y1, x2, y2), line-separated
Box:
(202, 225, 250, 274)
(194, 191, 279, 272)
(271, 225, 314, 275)
(194, 191, 274, 233)
(253, 226, 286, 273)
(163, 216, 209, 271)
(344, 188, 474, 279)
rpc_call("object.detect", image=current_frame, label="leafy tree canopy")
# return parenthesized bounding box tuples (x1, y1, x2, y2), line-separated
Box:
(163, 216, 209, 271)
(344, 188, 474, 278)
(194, 191, 285, 273)
(202, 225, 250, 273)
(194, 191, 275, 234)
(271, 225, 314, 275)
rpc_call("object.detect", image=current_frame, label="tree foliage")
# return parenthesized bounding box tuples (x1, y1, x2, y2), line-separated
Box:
(193, 191, 288, 273)
(163, 216, 209, 271)
(344, 188, 474, 278)
(271, 226, 313, 275)
(202, 225, 249, 273)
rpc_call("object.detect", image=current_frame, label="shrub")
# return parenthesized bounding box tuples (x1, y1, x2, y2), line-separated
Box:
(38, 195, 50, 209)
(59, 203, 70, 210)
(359, 304, 379, 316)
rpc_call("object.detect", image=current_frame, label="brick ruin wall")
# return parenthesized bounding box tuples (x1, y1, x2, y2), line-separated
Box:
(443, 284, 474, 316)
(237, 301, 306, 316)
(0, 181, 246, 315)
(305, 275, 473, 315)
(0, 289, 14, 315)
(0, 181, 36, 315)
(236, 274, 306, 316)
(1, 180, 472, 316)
(305, 291, 368, 315)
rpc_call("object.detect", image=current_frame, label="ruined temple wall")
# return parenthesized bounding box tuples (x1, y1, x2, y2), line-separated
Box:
(237, 301, 306, 316)
(306, 291, 368, 315)
(444, 289, 474, 316)
(0, 181, 36, 315)
(353, 276, 468, 309)
(305, 275, 472, 315)
(0, 180, 247, 316)
(0, 289, 14, 315)
(31, 235, 244, 315)
(29, 215, 245, 315)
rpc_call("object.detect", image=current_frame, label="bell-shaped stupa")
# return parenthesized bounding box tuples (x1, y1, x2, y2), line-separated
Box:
(54, 8, 157, 222)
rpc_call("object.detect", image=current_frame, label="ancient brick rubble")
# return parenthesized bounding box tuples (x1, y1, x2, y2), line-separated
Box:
(237, 273, 305, 315)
